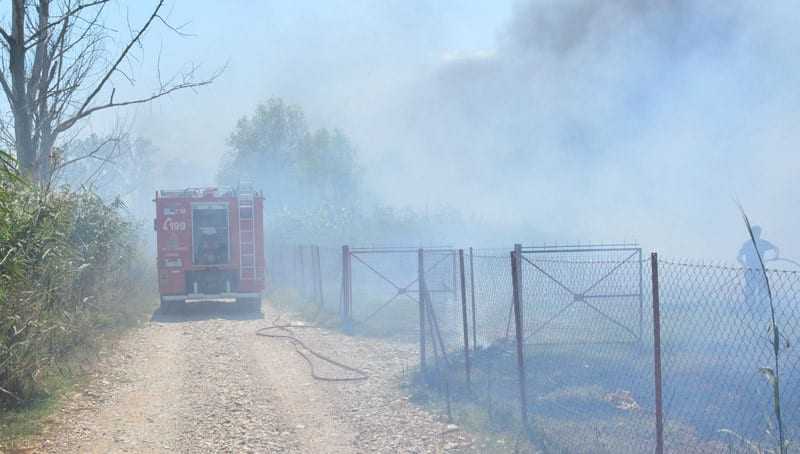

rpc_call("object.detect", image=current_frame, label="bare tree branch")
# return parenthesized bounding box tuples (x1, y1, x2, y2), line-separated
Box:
(53, 134, 119, 171)
(155, 15, 195, 38)
(80, 136, 124, 187)
(0, 0, 219, 181)
(23, 0, 109, 47)
(0, 26, 11, 44)
(56, 72, 218, 133)
(70, 0, 166, 123)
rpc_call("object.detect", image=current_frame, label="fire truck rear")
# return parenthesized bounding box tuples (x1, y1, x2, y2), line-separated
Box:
(154, 187, 265, 312)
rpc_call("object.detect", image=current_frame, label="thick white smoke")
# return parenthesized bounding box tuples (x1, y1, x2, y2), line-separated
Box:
(100, 1, 798, 262)
(351, 0, 800, 260)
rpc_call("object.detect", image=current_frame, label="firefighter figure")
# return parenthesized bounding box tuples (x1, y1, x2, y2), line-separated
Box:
(737, 225, 779, 313)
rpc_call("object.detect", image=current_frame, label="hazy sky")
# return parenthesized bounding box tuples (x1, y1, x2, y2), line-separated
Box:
(108, 1, 513, 164)
(90, 1, 799, 262)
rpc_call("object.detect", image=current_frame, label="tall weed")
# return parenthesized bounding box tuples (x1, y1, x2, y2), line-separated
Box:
(0, 169, 154, 406)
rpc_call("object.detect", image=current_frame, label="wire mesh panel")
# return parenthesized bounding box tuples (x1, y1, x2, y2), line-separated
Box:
(268, 241, 800, 453)
(418, 249, 477, 412)
(470, 250, 515, 349)
(771, 269, 800, 449)
(317, 246, 342, 314)
(658, 260, 800, 453)
(265, 244, 332, 315)
(345, 247, 457, 343)
(266, 243, 309, 294)
(465, 249, 523, 430)
(423, 249, 461, 355)
(520, 245, 644, 345)
(515, 245, 655, 453)
(266, 243, 292, 291)
(420, 248, 525, 431)
(347, 248, 421, 339)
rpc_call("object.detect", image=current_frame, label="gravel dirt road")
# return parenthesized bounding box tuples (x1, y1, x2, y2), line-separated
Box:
(23, 303, 478, 453)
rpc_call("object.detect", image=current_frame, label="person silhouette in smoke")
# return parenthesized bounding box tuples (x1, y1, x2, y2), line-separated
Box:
(737, 225, 779, 311)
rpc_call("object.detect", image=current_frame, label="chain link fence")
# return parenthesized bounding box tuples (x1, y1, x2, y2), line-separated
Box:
(451, 249, 523, 431)
(265, 242, 800, 453)
(513, 245, 656, 453)
(340, 247, 456, 340)
(659, 260, 800, 452)
(266, 244, 340, 318)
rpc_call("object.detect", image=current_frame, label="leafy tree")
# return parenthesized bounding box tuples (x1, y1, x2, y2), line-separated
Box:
(219, 98, 362, 213)
(219, 98, 473, 246)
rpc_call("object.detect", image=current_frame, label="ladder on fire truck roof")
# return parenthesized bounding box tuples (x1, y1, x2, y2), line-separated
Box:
(238, 185, 256, 281)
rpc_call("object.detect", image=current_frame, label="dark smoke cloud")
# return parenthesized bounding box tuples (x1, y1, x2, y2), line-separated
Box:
(503, 0, 738, 57)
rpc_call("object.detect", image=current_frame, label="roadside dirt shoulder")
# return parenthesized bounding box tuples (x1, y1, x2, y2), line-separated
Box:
(20, 304, 476, 453)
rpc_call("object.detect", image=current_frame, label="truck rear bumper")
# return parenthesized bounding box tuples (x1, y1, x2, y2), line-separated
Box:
(161, 292, 261, 302)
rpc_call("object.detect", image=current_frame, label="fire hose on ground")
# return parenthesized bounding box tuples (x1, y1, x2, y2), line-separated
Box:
(256, 318, 368, 382)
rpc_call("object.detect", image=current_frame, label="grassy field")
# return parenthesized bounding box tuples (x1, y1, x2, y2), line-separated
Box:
(419, 309, 798, 453)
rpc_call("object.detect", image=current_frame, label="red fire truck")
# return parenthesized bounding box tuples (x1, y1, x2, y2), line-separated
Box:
(154, 186, 265, 312)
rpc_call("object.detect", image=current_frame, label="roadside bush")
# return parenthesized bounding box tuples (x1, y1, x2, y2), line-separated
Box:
(0, 167, 155, 406)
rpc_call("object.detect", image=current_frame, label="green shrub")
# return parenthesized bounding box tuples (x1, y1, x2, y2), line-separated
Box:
(0, 169, 155, 407)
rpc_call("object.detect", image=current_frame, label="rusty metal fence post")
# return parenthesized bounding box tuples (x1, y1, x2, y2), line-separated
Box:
(469, 247, 477, 352)
(511, 244, 530, 432)
(651, 252, 664, 454)
(341, 245, 352, 332)
(458, 249, 472, 389)
(418, 248, 427, 374)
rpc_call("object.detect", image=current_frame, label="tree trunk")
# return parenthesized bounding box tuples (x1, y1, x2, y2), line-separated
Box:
(10, 0, 35, 177)
(1, 0, 213, 181)
(37, 134, 57, 183)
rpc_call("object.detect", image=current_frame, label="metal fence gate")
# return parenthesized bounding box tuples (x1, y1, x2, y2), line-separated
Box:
(508, 243, 655, 453)
(518, 243, 644, 344)
(339, 247, 458, 341)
